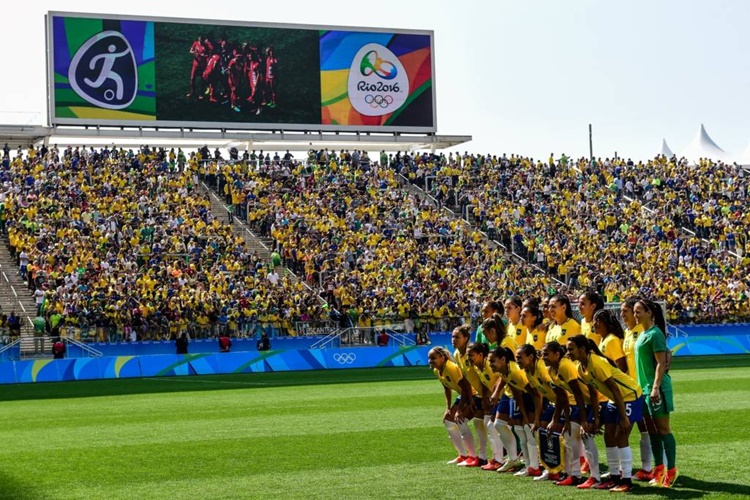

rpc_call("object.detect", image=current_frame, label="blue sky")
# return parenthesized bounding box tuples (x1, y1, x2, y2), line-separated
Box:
(2, 0, 748, 159)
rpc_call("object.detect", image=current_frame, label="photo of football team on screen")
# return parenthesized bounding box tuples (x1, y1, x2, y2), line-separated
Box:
(186, 35, 279, 115)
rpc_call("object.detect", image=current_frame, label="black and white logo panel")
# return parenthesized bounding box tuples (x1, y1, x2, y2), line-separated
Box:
(68, 31, 138, 110)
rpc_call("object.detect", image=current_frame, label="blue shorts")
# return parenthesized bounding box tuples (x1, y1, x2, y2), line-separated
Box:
(567, 404, 595, 423)
(511, 393, 535, 420)
(455, 395, 483, 412)
(496, 394, 512, 416)
(540, 400, 555, 422)
(604, 396, 644, 424)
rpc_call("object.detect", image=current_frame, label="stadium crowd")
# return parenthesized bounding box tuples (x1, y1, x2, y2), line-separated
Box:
(1, 144, 322, 341)
(397, 151, 749, 324)
(1, 143, 748, 343)
(213, 153, 553, 333)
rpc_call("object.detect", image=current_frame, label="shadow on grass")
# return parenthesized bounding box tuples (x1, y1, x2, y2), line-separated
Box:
(629, 475, 750, 498)
(1, 367, 434, 402)
(0, 473, 41, 500)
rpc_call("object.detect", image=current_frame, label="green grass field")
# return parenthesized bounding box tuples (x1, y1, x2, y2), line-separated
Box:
(1, 355, 749, 499)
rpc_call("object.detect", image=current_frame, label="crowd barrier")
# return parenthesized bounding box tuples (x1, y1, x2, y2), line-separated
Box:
(1, 325, 747, 384)
(429, 324, 750, 357)
(0, 345, 433, 384)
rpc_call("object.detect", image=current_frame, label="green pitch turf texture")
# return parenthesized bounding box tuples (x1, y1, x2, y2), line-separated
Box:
(1, 355, 749, 499)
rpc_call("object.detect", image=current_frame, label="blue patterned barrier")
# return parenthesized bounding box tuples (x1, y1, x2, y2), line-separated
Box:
(2, 331, 748, 385)
(0, 346, 434, 384)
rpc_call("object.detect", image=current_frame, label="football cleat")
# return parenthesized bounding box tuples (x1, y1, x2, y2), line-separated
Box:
(576, 476, 599, 489)
(661, 468, 678, 488)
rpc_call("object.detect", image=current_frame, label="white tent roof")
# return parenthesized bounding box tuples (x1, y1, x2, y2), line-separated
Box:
(660, 139, 674, 158)
(679, 124, 730, 163)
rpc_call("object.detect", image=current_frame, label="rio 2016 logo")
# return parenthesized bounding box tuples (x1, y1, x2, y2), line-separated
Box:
(68, 31, 138, 110)
(347, 43, 409, 117)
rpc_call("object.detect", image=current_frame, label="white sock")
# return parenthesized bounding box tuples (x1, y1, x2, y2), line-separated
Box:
(457, 420, 476, 457)
(566, 422, 583, 477)
(583, 434, 600, 480)
(444, 421, 466, 455)
(524, 425, 540, 469)
(605, 446, 620, 478)
(494, 419, 518, 461)
(620, 446, 633, 479)
(484, 415, 504, 461)
(639, 432, 652, 471)
(514, 425, 529, 468)
(473, 418, 488, 460)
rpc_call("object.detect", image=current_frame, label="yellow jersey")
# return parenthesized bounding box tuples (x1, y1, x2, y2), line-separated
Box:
(433, 359, 469, 394)
(549, 357, 604, 405)
(501, 335, 519, 353)
(581, 317, 602, 346)
(577, 354, 642, 403)
(546, 318, 581, 345)
(548, 357, 580, 405)
(622, 324, 644, 378)
(508, 321, 528, 346)
(473, 358, 500, 393)
(500, 361, 530, 397)
(525, 358, 558, 403)
(529, 326, 547, 351)
(454, 348, 484, 394)
(600, 335, 626, 365)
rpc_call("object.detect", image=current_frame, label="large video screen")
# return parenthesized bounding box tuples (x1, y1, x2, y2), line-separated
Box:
(47, 13, 436, 132)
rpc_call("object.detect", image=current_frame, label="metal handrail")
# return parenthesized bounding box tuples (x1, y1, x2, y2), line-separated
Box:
(0, 338, 21, 355)
(64, 337, 103, 357)
(310, 329, 344, 350)
(385, 330, 415, 347)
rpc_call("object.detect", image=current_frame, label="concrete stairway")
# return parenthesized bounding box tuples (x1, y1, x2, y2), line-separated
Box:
(0, 240, 47, 357)
(393, 172, 560, 283)
(197, 181, 301, 284)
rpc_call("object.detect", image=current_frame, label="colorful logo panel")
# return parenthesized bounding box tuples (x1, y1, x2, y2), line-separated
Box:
(320, 31, 433, 128)
(347, 43, 409, 117)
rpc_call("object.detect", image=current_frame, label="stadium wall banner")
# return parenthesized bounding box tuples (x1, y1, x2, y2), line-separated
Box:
(0, 346, 433, 384)
(47, 12, 436, 132)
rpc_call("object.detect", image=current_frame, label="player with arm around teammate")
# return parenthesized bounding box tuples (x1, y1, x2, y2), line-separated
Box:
(541, 341, 598, 487)
(468, 342, 506, 471)
(516, 343, 570, 481)
(567, 335, 643, 492)
(490, 346, 542, 477)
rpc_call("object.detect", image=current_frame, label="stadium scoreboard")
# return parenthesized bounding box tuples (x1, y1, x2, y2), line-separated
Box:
(46, 12, 436, 133)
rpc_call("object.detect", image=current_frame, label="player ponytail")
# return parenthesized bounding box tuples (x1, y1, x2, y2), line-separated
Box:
(491, 346, 515, 364)
(593, 309, 624, 340)
(550, 294, 574, 320)
(468, 342, 490, 358)
(544, 340, 565, 356)
(453, 324, 472, 340)
(518, 343, 537, 358)
(569, 334, 616, 368)
(428, 346, 454, 363)
(636, 298, 668, 338)
(582, 290, 604, 313)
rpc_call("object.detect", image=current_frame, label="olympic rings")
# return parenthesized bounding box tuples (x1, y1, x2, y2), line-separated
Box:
(364, 94, 394, 109)
(333, 353, 357, 364)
